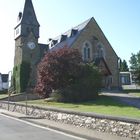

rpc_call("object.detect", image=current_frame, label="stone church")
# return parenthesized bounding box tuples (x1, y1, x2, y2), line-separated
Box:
(14, 0, 120, 92)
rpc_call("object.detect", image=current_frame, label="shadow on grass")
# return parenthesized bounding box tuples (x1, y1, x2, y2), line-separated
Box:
(123, 89, 140, 93)
(60, 95, 127, 109)
(75, 95, 140, 109)
(78, 95, 126, 107)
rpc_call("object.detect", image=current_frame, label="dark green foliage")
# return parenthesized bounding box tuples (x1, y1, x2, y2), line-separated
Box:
(20, 62, 31, 91)
(36, 47, 101, 102)
(129, 52, 140, 84)
(12, 65, 20, 93)
(0, 90, 7, 94)
(12, 62, 31, 93)
(58, 64, 102, 102)
(120, 59, 129, 72)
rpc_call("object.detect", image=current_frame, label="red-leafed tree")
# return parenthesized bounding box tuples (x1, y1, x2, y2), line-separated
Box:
(35, 47, 82, 97)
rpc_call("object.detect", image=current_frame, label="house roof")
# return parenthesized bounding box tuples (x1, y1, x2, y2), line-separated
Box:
(1, 74, 9, 83)
(48, 17, 94, 51)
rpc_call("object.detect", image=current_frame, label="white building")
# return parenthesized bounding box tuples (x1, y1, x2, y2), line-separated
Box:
(120, 72, 132, 85)
(0, 73, 9, 91)
(0, 73, 2, 90)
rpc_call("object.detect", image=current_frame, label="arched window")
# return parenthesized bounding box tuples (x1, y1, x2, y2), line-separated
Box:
(82, 41, 92, 61)
(97, 43, 105, 59)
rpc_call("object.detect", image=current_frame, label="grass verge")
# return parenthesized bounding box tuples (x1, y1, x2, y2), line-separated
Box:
(0, 93, 8, 99)
(23, 95, 140, 119)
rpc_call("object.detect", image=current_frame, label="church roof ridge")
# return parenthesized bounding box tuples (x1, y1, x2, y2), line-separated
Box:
(48, 17, 94, 49)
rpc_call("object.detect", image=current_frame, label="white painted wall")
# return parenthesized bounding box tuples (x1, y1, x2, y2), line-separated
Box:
(0, 75, 2, 91)
(0, 74, 9, 91)
(2, 82, 8, 90)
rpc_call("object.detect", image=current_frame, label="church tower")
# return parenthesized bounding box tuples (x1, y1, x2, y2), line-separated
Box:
(14, 0, 41, 92)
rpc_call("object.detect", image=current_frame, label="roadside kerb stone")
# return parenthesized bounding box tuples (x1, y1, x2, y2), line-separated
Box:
(0, 101, 140, 140)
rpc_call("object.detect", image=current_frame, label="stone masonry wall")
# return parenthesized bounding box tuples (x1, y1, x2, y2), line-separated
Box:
(0, 101, 140, 140)
(72, 19, 120, 88)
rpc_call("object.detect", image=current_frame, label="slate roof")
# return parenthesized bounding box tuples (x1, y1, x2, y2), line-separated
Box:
(21, 0, 40, 26)
(47, 17, 94, 51)
(1, 74, 9, 83)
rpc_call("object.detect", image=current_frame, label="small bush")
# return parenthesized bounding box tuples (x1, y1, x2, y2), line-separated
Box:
(57, 64, 102, 102)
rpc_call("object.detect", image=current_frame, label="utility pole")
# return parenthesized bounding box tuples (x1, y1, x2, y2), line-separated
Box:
(8, 71, 12, 111)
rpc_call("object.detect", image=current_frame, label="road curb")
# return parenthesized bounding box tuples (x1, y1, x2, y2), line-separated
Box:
(1, 111, 98, 140)
(1, 110, 132, 140)
(25, 119, 98, 140)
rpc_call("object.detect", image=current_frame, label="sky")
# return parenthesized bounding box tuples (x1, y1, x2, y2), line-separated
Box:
(0, 0, 140, 73)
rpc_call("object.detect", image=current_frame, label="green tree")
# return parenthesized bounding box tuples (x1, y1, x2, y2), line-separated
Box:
(35, 46, 101, 102)
(129, 51, 140, 84)
(35, 47, 82, 97)
(120, 59, 129, 71)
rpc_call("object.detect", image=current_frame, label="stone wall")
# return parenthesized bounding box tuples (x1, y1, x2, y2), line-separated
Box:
(0, 93, 41, 102)
(0, 101, 140, 140)
(72, 19, 120, 88)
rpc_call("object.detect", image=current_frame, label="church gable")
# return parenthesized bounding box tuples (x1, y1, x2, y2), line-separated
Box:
(65, 18, 119, 88)
(71, 18, 118, 60)
(47, 18, 92, 51)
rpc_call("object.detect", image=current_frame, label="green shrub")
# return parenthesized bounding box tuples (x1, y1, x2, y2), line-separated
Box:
(58, 64, 102, 102)
(12, 62, 31, 93)
(0, 90, 8, 94)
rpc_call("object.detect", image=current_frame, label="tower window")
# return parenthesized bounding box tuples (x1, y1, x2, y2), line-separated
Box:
(16, 28, 19, 35)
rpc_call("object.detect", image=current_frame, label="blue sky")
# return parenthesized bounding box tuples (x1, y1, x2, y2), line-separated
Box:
(0, 0, 140, 73)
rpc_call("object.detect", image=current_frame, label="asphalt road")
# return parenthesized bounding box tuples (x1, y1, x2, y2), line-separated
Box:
(0, 114, 87, 140)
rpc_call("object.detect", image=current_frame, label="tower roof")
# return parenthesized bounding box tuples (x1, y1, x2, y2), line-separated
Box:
(21, 0, 40, 26)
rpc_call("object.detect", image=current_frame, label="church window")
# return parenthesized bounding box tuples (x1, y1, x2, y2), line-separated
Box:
(85, 42, 89, 47)
(82, 41, 92, 61)
(14, 25, 21, 39)
(84, 48, 87, 60)
(97, 43, 105, 59)
(87, 48, 90, 59)
(16, 28, 19, 35)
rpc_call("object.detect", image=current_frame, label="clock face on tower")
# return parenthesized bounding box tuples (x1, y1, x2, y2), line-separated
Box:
(27, 42, 36, 50)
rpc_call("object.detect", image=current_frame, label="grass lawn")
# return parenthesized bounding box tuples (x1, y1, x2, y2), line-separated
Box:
(130, 93, 140, 97)
(1, 92, 139, 119)
(0, 93, 8, 99)
(24, 95, 140, 119)
(123, 89, 140, 97)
